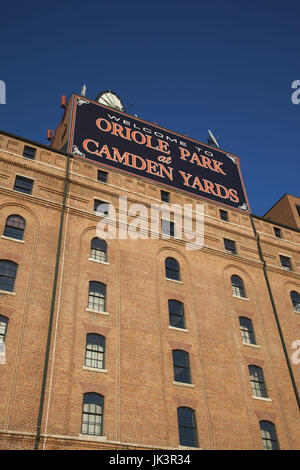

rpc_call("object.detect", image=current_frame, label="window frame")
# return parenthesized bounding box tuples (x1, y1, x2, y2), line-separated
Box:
(81, 393, 104, 436)
(23, 145, 36, 160)
(94, 199, 109, 217)
(0, 260, 18, 292)
(3, 214, 26, 241)
(161, 190, 170, 203)
(172, 349, 192, 384)
(231, 275, 246, 298)
(90, 238, 108, 263)
(88, 281, 106, 312)
(165, 257, 181, 281)
(14, 175, 34, 195)
(219, 209, 228, 222)
(239, 317, 256, 345)
(97, 170, 108, 183)
(290, 291, 300, 313)
(259, 421, 279, 450)
(168, 299, 186, 329)
(248, 365, 268, 399)
(177, 407, 199, 448)
(85, 333, 106, 370)
(279, 254, 292, 271)
(224, 238, 237, 254)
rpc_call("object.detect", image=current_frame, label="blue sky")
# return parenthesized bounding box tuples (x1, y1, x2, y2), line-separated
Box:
(1, 0, 299, 216)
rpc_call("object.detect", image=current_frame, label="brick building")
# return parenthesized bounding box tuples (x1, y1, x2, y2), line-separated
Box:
(0, 93, 300, 450)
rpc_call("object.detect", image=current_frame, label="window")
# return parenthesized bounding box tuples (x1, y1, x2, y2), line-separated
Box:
(259, 421, 279, 450)
(14, 176, 33, 194)
(296, 205, 300, 218)
(280, 255, 292, 271)
(231, 275, 246, 298)
(162, 219, 175, 237)
(81, 393, 104, 436)
(161, 190, 170, 203)
(220, 209, 228, 221)
(165, 257, 180, 281)
(88, 281, 106, 312)
(94, 199, 109, 216)
(4, 215, 25, 240)
(239, 317, 256, 345)
(177, 407, 198, 448)
(290, 291, 300, 313)
(0, 260, 18, 292)
(172, 349, 191, 384)
(97, 170, 108, 183)
(85, 334, 105, 369)
(0, 315, 8, 344)
(90, 238, 107, 263)
(23, 145, 36, 160)
(248, 365, 268, 398)
(224, 238, 237, 254)
(274, 227, 282, 239)
(169, 300, 185, 329)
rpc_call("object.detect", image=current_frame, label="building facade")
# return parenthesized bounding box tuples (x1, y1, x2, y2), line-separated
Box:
(0, 99, 300, 450)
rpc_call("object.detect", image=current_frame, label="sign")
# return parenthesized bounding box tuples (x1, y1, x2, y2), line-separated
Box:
(68, 94, 250, 213)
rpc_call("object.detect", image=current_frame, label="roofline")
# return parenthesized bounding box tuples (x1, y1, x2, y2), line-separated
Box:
(0, 128, 68, 157)
(263, 193, 300, 217)
(252, 213, 300, 233)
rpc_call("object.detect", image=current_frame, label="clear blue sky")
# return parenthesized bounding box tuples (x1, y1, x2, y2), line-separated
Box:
(1, 0, 299, 216)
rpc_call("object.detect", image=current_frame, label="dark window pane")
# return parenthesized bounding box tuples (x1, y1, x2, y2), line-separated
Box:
(291, 291, 300, 312)
(169, 300, 185, 329)
(274, 227, 282, 239)
(97, 170, 108, 183)
(14, 176, 33, 194)
(90, 238, 107, 262)
(220, 209, 228, 221)
(239, 317, 256, 345)
(82, 393, 104, 436)
(249, 365, 268, 398)
(161, 190, 170, 203)
(296, 205, 300, 218)
(173, 350, 191, 384)
(23, 145, 36, 159)
(86, 334, 105, 369)
(4, 215, 25, 240)
(259, 421, 279, 450)
(165, 257, 180, 281)
(177, 407, 198, 448)
(0, 260, 18, 292)
(280, 255, 292, 271)
(224, 238, 236, 254)
(231, 275, 246, 298)
(88, 281, 106, 311)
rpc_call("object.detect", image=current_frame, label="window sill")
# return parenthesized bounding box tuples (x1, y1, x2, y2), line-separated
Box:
(1, 235, 24, 243)
(242, 342, 260, 348)
(169, 326, 189, 333)
(0, 290, 16, 296)
(86, 308, 109, 315)
(82, 366, 108, 374)
(165, 278, 183, 284)
(173, 381, 195, 388)
(79, 434, 107, 442)
(233, 295, 249, 301)
(88, 258, 110, 266)
(252, 396, 272, 402)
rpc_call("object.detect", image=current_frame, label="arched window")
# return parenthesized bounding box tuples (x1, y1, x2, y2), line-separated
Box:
(169, 300, 185, 329)
(259, 421, 279, 450)
(4, 215, 25, 240)
(85, 334, 105, 370)
(0, 315, 8, 344)
(165, 257, 180, 281)
(0, 260, 18, 292)
(231, 275, 246, 298)
(81, 393, 104, 436)
(248, 365, 268, 398)
(177, 407, 198, 448)
(88, 281, 106, 312)
(290, 291, 300, 313)
(239, 317, 256, 345)
(90, 238, 107, 263)
(172, 349, 191, 384)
